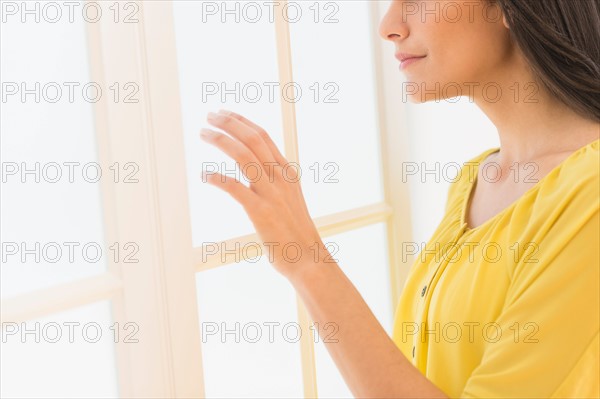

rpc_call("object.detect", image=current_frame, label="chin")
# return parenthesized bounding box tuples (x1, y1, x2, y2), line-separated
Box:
(402, 82, 443, 104)
(405, 94, 428, 104)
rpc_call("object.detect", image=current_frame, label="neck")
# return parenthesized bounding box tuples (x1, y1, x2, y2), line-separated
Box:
(472, 55, 599, 163)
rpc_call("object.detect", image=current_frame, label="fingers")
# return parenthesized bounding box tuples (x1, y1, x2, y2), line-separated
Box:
(200, 128, 274, 193)
(208, 111, 279, 168)
(203, 171, 260, 211)
(201, 110, 298, 205)
(217, 109, 290, 167)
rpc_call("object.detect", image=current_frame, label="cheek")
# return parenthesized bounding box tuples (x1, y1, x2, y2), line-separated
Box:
(416, 18, 510, 87)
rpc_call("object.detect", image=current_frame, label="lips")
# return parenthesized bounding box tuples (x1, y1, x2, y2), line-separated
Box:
(395, 53, 427, 62)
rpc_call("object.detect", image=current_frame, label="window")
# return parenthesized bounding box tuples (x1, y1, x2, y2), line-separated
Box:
(1, 1, 497, 397)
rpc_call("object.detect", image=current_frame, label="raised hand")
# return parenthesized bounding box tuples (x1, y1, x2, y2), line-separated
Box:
(200, 109, 330, 281)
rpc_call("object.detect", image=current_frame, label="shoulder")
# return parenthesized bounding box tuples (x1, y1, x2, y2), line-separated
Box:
(534, 139, 599, 222)
(511, 140, 599, 260)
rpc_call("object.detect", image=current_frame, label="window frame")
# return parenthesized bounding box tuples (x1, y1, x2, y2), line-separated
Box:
(1, 1, 415, 397)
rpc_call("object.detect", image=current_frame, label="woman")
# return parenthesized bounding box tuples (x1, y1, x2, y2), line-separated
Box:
(199, 0, 599, 397)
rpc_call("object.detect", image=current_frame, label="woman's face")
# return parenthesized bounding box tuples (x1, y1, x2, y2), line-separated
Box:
(379, 0, 515, 103)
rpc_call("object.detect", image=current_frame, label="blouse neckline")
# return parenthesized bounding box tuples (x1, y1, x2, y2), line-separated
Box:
(460, 138, 599, 234)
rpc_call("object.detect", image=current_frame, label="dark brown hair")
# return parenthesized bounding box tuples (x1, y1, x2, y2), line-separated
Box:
(491, 0, 600, 122)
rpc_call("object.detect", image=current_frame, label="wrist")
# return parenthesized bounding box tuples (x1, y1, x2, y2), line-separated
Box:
(287, 241, 339, 289)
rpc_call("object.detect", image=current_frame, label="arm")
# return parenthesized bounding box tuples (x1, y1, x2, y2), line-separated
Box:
(199, 109, 448, 398)
(290, 253, 448, 398)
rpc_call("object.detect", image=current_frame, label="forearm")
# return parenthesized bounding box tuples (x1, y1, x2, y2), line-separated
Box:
(289, 257, 448, 399)
(200, 109, 448, 397)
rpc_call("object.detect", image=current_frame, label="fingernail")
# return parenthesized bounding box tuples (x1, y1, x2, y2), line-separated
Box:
(207, 112, 221, 121)
(200, 128, 213, 139)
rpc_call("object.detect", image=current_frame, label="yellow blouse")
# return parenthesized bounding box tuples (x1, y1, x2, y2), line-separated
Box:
(392, 139, 599, 398)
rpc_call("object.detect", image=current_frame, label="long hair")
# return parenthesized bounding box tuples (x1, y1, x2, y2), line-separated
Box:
(492, 0, 600, 122)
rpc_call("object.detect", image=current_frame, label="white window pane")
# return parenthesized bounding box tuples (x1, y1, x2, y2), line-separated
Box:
(290, 1, 384, 218)
(196, 258, 303, 398)
(0, 300, 119, 398)
(1, 2, 107, 298)
(173, 1, 287, 246)
(315, 222, 392, 397)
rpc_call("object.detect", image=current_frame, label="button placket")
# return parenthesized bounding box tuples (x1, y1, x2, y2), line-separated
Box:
(412, 222, 470, 367)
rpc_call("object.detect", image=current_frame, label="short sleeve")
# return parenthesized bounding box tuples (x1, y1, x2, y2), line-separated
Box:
(460, 210, 600, 399)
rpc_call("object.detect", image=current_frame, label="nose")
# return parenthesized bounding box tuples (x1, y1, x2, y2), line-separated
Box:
(378, 2, 410, 42)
